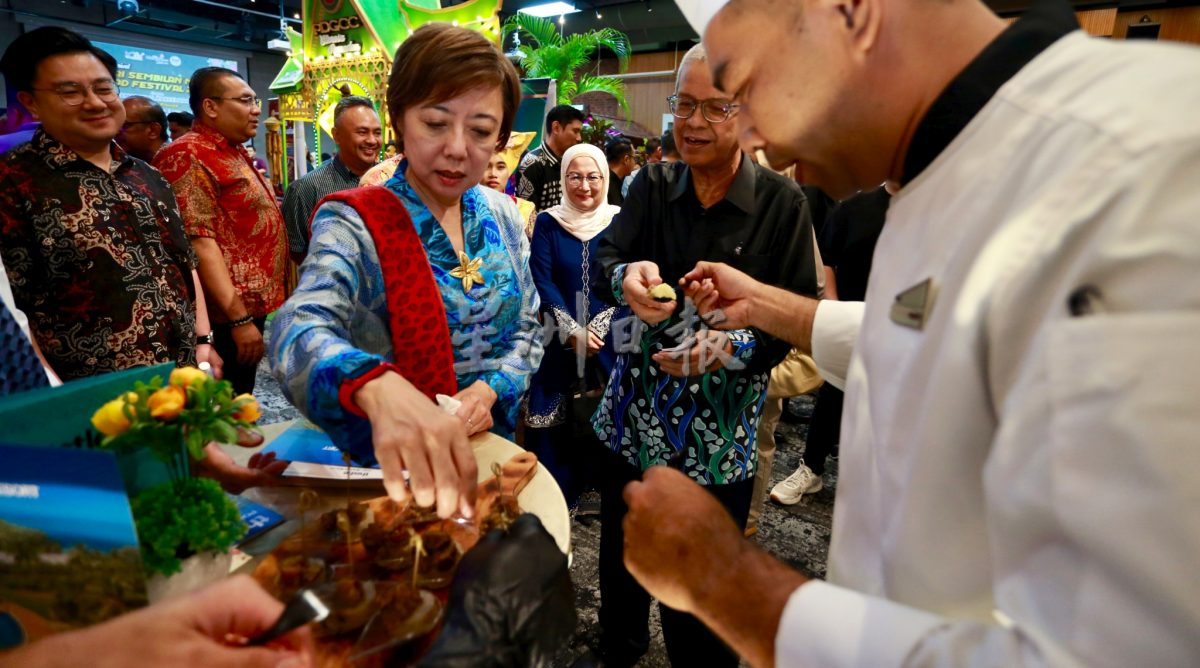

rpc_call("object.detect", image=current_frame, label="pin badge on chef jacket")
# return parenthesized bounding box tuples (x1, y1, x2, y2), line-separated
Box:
(890, 277, 937, 330)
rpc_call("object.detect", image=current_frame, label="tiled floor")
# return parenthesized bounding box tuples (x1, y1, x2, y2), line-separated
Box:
(252, 360, 836, 667)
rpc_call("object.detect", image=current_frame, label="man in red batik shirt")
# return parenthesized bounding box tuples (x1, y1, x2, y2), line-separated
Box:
(155, 67, 286, 395)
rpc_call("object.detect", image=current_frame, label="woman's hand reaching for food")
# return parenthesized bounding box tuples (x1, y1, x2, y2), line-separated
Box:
(355, 371, 478, 519)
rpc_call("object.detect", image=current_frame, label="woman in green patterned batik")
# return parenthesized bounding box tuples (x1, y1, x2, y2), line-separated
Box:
(585, 44, 822, 668)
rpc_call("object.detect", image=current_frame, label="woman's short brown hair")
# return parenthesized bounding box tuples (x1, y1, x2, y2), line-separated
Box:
(387, 23, 522, 153)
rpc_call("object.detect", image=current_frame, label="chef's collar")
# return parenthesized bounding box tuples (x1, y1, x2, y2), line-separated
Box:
(901, 0, 1078, 185)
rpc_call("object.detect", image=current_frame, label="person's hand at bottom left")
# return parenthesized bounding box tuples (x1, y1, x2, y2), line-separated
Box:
(0, 575, 314, 668)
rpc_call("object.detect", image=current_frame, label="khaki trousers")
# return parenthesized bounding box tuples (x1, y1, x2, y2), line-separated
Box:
(747, 349, 823, 530)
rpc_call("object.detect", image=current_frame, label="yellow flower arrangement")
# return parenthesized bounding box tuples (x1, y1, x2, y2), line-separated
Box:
(90, 366, 261, 577)
(231, 393, 261, 423)
(169, 366, 209, 388)
(91, 392, 138, 437)
(91, 366, 261, 465)
(147, 385, 187, 420)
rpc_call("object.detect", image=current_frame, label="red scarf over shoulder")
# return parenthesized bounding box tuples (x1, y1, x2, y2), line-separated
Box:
(315, 186, 457, 400)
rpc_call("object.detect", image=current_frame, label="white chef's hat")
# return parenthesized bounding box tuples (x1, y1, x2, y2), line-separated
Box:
(676, 0, 731, 35)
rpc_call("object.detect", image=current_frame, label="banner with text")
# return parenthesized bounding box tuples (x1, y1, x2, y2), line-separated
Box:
(94, 40, 239, 114)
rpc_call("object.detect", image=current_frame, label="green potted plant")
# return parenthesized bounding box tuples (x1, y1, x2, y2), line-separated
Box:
(90, 366, 261, 601)
(502, 15, 632, 115)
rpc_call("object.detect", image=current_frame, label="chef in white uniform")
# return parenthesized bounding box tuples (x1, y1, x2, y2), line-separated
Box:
(620, 0, 1200, 666)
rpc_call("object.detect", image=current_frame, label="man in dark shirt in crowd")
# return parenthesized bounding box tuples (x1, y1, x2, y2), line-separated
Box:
(604, 137, 634, 205)
(0, 29, 287, 492)
(591, 43, 820, 668)
(623, 136, 662, 198)
(0, 27, 221, 382)
(515, 104, 584, 212)
(660, 129, 681, 162)
(116, 95, 168, 162)
(246, 145, 269, 179)
(282, 95, 381, 263)
(166, 111, 193, 140)
(643, 136, 662, 164)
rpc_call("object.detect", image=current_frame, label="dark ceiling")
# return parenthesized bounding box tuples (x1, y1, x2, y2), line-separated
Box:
(1, 0, 1190, 55)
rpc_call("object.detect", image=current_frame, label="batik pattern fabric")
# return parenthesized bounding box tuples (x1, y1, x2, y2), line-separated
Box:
(515, 145, 562, 213)
(591, 299, 764, 485)
(153, 123, 287, 317)
(270, 162, 542, 459)
(0, 129, 197, 381)
(359, 154, 401, 187)
(513, 196, 537, 238)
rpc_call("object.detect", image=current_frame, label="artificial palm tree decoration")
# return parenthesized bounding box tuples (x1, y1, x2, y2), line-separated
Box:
(502, 14, 632, 115)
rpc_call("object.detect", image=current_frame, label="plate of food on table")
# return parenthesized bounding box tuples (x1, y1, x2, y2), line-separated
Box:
(248, 432, 569, 666)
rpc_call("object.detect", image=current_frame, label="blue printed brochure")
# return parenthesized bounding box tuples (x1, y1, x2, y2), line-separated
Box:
(260, 419, 385, 487)
(0, 443, 147, 650)
(231, 495, 285, 545)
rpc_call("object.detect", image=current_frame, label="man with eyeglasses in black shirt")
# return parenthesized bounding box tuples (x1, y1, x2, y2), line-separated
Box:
(591, 42, 821, 668)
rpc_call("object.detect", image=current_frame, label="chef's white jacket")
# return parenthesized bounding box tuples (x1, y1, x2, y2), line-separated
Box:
(783, 32, 1200, 667)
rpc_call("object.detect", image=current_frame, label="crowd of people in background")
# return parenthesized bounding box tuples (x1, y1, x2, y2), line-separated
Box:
(0, 20, 835, 665)
(2, 0, 1198, 663)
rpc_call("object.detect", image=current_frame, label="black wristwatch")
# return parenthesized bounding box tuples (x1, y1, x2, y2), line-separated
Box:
(196, 332, 214, 346)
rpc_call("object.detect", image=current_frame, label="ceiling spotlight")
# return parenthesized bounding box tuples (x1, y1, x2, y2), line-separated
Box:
(519, 2, 579, 18)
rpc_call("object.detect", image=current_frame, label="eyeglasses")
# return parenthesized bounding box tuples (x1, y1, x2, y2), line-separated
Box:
(566, 173, 603, 187)
(32, 80, 120, 106)
(208, 95, 261, 107)
(667, 95, 740, 124)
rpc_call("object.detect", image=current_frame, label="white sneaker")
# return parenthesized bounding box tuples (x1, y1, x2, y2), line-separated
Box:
(770, 464, 823, 505)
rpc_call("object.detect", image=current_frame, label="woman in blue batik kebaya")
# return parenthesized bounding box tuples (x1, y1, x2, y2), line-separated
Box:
(269, 24, 542, 518)
(524, 143, 623, 507)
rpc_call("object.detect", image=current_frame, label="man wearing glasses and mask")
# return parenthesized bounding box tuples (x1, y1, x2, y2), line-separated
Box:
(590, 43, 822, 668)
(155, 67, 287, 397)
(0, 27, 220, 383)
